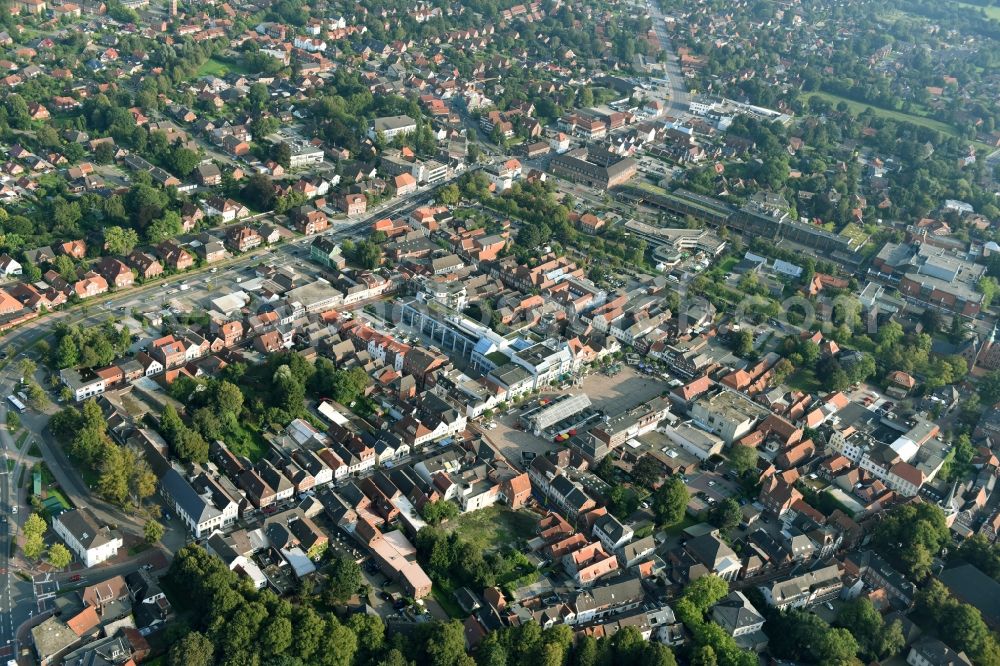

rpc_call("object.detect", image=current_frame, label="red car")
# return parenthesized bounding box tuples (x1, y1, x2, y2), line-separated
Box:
(69, 574, 82, 582)
(262, 505, 278, 515)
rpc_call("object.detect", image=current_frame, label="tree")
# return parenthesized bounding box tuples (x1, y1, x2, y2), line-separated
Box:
(174, 427, 209, 464)
(98, 445, 131, 505)
(93, 141, 116, 165)
(772, 358, 794, 384)
(980, 276, 999, 309)
(836, 597, 904, 660)
(815, 627, 859, 665)
(709, 497, 741, 532)
(422, 620, 471, 666)
(734, 329, 755, 357)
(18, 358, 35, 379)
(346, 613, 385, 661)
(272, 142, 292, 169)
(53, 334, 79, 369)
(683, 575, 729, 612)
(212, 380, 244, 417)
(6, 410, 19, 432)
(422, 499, 459, 526)
(144, 519, 165, 544)
(103, 226, 139, 256)
(324, 553, 364, 604)
(981, 370, 1000, 404)
(872, 502, 949, 580)
(168, 631, 214, 666)
(273, 365, 307, 417)
(249, 83, 269, 111)
(48, 543, 72, 569)
(631, 456, 663, 489)
(652, 476, 688, 526)
(261, 616, 294, 657)
(574, 635, 598, 666)
(728, 444, 758, 476)
(438, 183, 460, 205)
(243, 173, 276, 210)
(350, 240, 383, 269)
(691, 645, 718, 666)
(53, 254, 77, 282)
(23, 512, 47, 560)
(320, 616, 358, 666)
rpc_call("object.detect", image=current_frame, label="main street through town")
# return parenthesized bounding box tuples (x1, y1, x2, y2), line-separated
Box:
(646, 0, 690, 119)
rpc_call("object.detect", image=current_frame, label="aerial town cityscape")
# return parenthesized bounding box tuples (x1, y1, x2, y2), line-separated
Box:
(0, 0, 998, 663)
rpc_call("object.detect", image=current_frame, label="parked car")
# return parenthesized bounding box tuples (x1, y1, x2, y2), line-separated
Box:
(69, 574, 82, 582)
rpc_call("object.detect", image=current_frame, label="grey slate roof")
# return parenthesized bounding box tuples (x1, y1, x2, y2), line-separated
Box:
(55, 508, 118, 550)
(711, 591, 764, 634)
(161, 468, 220, 524)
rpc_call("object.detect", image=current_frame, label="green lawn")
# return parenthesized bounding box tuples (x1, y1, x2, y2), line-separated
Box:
(717, 256, 739, 273)
(662, 514, 698, 536)
(224, 422, 269, 462)
(15, 431, 28, 450)
(47, 487, 72, 510)
(196, 57, 247, 78)
(807, 91, 961, 138)
(786, 368, 821, 393)
(442, 506, 538, 553)
(951, 1, 1000, 18)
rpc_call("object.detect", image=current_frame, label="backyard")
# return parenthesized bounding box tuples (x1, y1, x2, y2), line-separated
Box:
(442, 506, 538, 553)
(196, 56, 248, 78)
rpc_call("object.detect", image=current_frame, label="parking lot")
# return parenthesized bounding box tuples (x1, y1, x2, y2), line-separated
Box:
(480, 411, 559, 468)
(580, 365, 668, 416)
(687, 470, 740, 502)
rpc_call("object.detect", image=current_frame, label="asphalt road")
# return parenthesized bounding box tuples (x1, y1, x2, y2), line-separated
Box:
(0, 422, 14, 660)
(646, 0, 691, 118)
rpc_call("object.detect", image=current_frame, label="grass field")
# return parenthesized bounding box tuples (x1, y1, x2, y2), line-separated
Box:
(443, 506, 538, 553)
(196, 57, 247, 78)
(808, 91, 959, 138)
(14, 431, 28, 450)
(47, 487, 72, 510)
(786, 368, 822, 393)
(952, 1, 1000, 18)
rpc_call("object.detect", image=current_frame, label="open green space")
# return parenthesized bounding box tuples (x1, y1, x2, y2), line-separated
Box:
(15, 431, 28, 450)
(442, 506, 538, 553)
(807, 91, 960, 138)
(47, 487, 72, 510)
(717, 256, 739, 273)
(224, 421, 269, 462)
(786, 368, 822, 393)
(196, 56, 247, 78)
(951, 1, 1000, 18)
